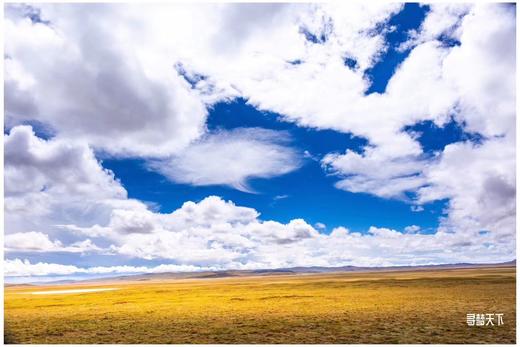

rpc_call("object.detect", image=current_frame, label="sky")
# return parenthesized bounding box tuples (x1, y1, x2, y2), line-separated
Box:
(4, 3, 516, 282)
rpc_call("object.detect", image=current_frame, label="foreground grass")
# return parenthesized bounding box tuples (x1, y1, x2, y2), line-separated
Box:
(4, 267, 516, 344)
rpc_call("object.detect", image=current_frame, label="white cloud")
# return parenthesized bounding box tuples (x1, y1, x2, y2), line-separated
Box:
(5, 258, 215, 277)
(5, 232, 100, 253)
(54, 196, 513, 271)
(62, 196, 321, 264)
(5, 4, 207, 158)
(418, 136, 516, 240)
(404, 225, 420, 234)
(322, 147, 427, 200)
(4, 125, 146, 240)
(411, 205, 424, 212)
(442, 4, 515, 138)
(5, 259, 84, 277)
(314, 222, 326, 230)
(5, 125, 125, 200)
(5, 232, 63, 252)
(5, 217, 513, 277)
(147, 128, 301, 192)
(399, 4, 471, 51)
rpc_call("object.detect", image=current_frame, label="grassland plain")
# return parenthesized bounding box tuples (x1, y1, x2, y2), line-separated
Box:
(4, 266, 516, 344)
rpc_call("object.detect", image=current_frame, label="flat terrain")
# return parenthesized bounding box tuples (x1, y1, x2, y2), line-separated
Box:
(4, 266, 516, 344)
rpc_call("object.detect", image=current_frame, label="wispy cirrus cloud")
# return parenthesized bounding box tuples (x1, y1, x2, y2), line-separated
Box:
(147, 128, 302, 192)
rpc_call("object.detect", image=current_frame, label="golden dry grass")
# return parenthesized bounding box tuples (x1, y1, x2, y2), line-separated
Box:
(4, 266, 516, 344)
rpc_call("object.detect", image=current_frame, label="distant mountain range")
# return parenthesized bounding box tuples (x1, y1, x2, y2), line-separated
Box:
(29, 259, 515, 286)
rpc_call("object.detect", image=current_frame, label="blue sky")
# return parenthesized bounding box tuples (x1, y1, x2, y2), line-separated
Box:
(4, 3, 515, 280)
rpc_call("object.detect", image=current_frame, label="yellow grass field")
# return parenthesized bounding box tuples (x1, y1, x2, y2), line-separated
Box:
(4, 266, 516, 344)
